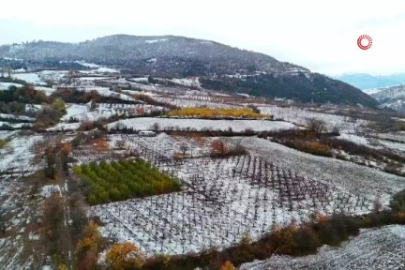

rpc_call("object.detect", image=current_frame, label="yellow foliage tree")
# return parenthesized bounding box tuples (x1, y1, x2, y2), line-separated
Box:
(76, 221, 102, 270)
(58, 264, 68, 270)
(52, 98, 67, 115)
(167, 107, 271, 119)
(106, 243, 146, 270)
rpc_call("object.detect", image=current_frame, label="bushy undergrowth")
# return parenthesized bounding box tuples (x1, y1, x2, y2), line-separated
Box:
(73, 159, 181, 205)
(141, 210, 405, 270)
(283, 139, 333, 157)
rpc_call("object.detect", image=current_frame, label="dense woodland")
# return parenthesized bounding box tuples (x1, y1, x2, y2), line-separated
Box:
(200, 74, 379, 108)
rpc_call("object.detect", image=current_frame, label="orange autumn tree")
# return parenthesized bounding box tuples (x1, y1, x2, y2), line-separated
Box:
(211, 140, 227, 156)
(136, 107, 145, 115)
(221, 261, 235, 270)
(106, 242, 146, 270)
(76, 221, 102, 270)
(62, 142, 72, 153)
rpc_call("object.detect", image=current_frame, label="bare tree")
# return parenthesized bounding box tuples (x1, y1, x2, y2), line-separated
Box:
(306, 118, 327, 134)
(152, 122, 160, 131)
(180, 143, 188, 155)
(115, 139, 126, 149)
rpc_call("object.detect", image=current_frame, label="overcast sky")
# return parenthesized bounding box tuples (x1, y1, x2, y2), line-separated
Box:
(1, 0, 404, 75)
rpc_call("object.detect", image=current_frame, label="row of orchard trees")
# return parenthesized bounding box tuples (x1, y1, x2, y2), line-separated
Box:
(167, 107, 272, 119)
(73, 159, 181, 205)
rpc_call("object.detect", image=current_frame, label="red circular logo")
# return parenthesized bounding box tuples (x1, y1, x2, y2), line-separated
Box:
(357, 35, 372, 50)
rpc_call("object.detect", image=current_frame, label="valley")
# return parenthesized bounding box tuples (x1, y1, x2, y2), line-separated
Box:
(0, 41, 405, 270)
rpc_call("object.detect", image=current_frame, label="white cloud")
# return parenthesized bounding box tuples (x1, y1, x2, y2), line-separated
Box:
(1, 0, 404, 75)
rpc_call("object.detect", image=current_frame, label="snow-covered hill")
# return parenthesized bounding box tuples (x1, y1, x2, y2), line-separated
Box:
(370, 84, 405, 112)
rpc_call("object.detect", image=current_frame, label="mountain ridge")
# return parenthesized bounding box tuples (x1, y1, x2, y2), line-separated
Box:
(0, 34, 378, 108)
(333, 73, 405, 90)
(0, 34, 309, 76)
(370, 84, 405, 112)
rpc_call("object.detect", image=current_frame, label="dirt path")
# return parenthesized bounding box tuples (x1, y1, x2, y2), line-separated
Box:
(56, 153, 74, 270)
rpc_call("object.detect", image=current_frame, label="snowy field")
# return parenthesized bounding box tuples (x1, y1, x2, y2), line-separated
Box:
(240, 137, 405, 205)
(12, 73, 47, 86)
(77, 76, 112, 81)
(90, 154, 376, 256)
(0, 134, 59, 270)
(0, 135, 43, 173)
(72, 86, 136, 101)
(107, 118, 296, 132)
(258, 106, 368, 133)
(122, 90, 156, 96)
(46, 122, 81, 131)
(0, 113, 35, 122)
(154, 96, 241, 109)
(86, 134, 404, 256)
(170, 77, 201, 88)
(60, 103, 164, 122)
(240, 225, 405, 270)
(374, 132, 405, 143)
(0, 82, 24, 90)
(0, 121, 32, 129)
(108, 133, 216, 159)
(337, 133, 405, 154)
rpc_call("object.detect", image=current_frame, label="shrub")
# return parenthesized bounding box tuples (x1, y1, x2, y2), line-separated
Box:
(390, 189, 405, 211)
(283, 139, 332, 157)
(0, 138, 9, 149)
(106, 243, 146, 270)
(306, 118, 327, 134)
(52, 98, 67, 115)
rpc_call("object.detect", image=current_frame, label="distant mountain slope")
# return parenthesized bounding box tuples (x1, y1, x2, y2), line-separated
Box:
(371, 84, 405, 112)
(0, 35, 308, 76)
(333, 73, 405, 90)
(0, 34, 378, 107)
(201, 73, 379, 107)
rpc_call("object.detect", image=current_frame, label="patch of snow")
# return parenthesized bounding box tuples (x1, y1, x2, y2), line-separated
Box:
(41, 185, 61, 198)
(145, 38, 168, 44)
(78, 76, 112, 81)
(13, 68, 26, 73)
(74, 61, 100, 68)
(97, 67, 120, 73)
(129, 77, 149, 83)
(171, 77, 201, 88)
(47, 122, 81, 131)
(364, 88, 384, 95)
(122, 90, 156, 96)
